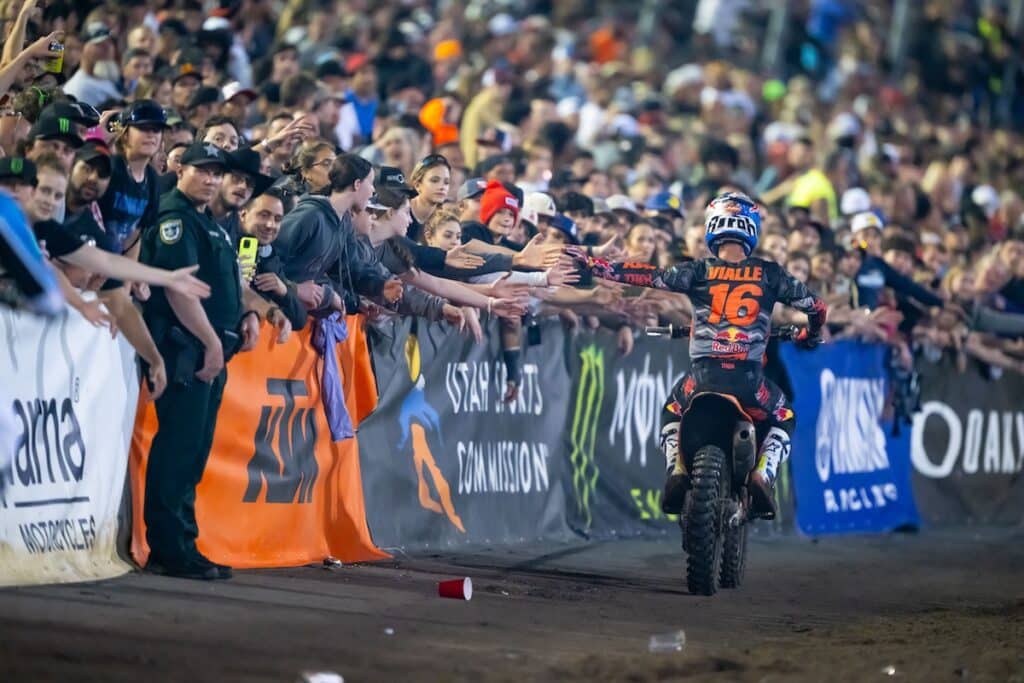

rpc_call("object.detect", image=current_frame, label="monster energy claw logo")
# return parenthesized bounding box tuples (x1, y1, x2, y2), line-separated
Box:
(58, 118, 70, 134)
(569, 345, 604, 529)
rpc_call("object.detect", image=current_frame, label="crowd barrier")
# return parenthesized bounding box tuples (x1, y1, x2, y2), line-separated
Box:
(0, 306, 137, 587)
(2, 307, 1023, 584)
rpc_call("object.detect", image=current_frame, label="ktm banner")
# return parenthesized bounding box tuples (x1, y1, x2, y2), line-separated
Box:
(129, 316, 388, 568)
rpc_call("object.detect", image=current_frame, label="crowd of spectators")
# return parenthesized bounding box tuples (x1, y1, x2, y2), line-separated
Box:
(3, 0, 1024, 403)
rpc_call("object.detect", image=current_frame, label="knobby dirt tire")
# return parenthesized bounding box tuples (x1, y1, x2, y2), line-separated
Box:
(720, 518, 747, 588)
(685, 445, 727, 596)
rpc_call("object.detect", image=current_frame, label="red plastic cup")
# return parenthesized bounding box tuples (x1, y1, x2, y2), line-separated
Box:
(438, 577, 473, 600)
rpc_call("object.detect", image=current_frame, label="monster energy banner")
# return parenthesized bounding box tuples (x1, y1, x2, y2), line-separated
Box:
(565, 330, 689, 536)
(910, 357, 1024, 525)
(565, 331, 798, 538)
(357, 317, 574, 549)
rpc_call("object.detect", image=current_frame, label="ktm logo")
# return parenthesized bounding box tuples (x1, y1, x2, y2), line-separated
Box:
(243, 379, 318, 504)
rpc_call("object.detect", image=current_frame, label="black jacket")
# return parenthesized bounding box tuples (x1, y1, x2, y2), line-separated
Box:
(274, 194, 387, 316)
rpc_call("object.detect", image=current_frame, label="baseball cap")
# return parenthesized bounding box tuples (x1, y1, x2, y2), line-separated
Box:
(606, 194, 639, 215)
(840, 187, 871, 216)
(457, 177, 486, 202)
(222, 81, 257, 103)
(81, 21, 113, 45)
(548, 214, 580, 245)
(74, 141, 112, 176)
(345, 53, 370, 74)
(315, 59, 347, 80)
(645, 191, 685, 217)
(376, 166, 417, 197)
(179, 142, 229, 168)
(187, 86, 221, 110)
(0, 157, 37, 186)
(850, 211, 883, 234)
(42, 101, 100, 128)
(28, 114, 83, 147)
(524, 192, 556, 218)
(120, 99, 169, 128)
(519, 206, 539, 228)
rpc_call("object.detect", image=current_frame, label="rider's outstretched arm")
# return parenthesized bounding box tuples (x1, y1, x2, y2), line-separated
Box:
(566, 247, 697, 293)
(775, 266, 828, 335)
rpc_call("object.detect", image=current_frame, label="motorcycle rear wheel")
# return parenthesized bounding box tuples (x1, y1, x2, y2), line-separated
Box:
(720, 517, 748, 588)
(684, 445, 729, 596)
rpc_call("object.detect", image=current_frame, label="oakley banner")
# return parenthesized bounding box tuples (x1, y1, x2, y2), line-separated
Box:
(911, 358, 1024, 525)
(781, 341, 920, 535)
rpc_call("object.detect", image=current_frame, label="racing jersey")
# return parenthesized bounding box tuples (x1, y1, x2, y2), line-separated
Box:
(583, 254, 827, 363)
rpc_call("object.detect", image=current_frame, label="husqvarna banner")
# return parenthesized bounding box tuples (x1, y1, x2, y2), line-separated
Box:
(0, 306, 136, 586)
(780, 341, 920, 535)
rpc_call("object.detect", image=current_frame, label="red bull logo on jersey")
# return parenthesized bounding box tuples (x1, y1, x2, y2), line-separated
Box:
(711, 326, 751, 355)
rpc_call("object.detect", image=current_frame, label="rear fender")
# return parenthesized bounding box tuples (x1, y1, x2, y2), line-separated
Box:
(679, 392, 751, 478)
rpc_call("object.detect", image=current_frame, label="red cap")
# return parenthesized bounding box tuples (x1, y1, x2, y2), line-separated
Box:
(480, 179, 519, 226)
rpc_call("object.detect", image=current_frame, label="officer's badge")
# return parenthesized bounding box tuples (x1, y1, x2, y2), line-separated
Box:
(159, 219, 183, 244)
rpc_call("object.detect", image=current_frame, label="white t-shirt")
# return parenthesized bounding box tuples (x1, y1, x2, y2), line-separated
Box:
(62, 70, 122, 107)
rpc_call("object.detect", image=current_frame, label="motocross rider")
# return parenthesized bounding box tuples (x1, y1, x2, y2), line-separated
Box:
(569, 192, 827, 518)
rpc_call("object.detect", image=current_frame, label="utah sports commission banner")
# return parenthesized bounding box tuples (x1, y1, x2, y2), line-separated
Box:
(781, 341, 920, 534)
(357, 317, 573, 549)
(0, 306, 136, 586)
(911, 357, 1024, 524)
(130, 317, 387, 568)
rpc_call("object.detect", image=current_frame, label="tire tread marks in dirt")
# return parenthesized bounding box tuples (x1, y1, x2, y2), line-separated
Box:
(685, 445, 727, 595)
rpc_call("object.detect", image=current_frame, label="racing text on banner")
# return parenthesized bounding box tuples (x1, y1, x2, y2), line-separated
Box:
(0, 307, 136, 586)
(781, 340, 920, 534)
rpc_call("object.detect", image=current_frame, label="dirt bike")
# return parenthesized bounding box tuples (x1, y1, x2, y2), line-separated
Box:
(644, 324, 808, 596)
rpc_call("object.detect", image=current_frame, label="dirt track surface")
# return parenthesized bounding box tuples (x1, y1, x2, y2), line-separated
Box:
(1, 528, 1023, 682)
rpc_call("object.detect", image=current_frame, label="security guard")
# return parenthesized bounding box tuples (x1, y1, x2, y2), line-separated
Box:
(140, 141, 259, 580)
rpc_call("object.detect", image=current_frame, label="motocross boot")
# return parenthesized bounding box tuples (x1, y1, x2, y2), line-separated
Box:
(748, 427, 790, 520)
(661, 422, 689, 514)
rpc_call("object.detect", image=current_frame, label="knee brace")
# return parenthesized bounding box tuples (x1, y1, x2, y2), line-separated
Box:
(660, 422, 682, 474)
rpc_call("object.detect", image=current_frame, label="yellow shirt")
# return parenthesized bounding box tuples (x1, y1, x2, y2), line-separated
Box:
(789, 169, 837, 219)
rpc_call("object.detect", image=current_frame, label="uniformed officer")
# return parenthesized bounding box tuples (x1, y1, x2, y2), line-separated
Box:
(140, 141, 259, 580)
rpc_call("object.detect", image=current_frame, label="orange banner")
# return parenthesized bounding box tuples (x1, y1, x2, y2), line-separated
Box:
(129, 315, 389, 568)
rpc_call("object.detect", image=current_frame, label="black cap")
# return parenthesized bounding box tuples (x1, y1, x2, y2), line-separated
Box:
(375, 166, 417, 196)
(42, 101, 100, 128)
(159, 18, 188, 36)
(187, 86, 221, 110)
(271, 41, 299, 56)
(28, 114, 83, 147)
(0, 157, 37, 185)
(227, 147, 274, 196)
(120, 99, 169, 128)
(315, 59, 347, 80)
(179, 142, 229, 168)
(75, 141, 112, 176)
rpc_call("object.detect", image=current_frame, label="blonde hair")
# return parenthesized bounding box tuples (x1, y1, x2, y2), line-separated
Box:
(422, 206, 462, 244)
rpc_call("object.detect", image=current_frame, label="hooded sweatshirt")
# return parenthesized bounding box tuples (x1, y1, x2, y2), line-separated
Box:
(274, 194, 387, 316)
